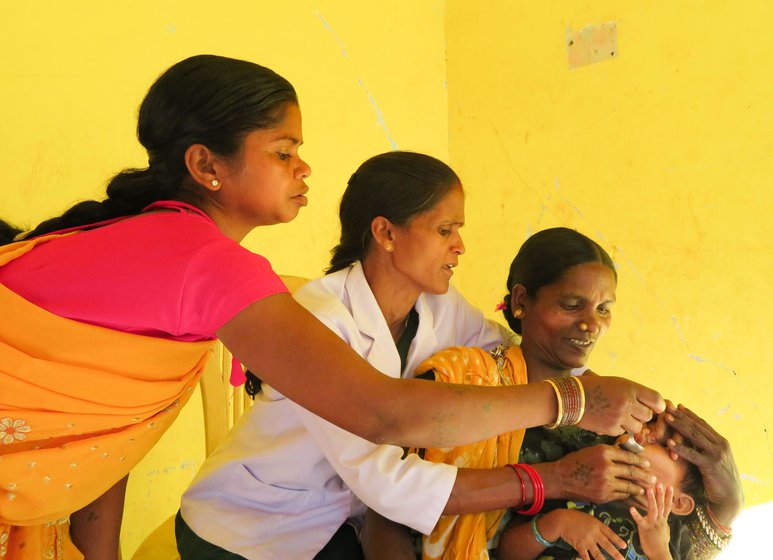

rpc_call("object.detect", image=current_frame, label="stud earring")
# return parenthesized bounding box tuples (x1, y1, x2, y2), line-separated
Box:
(384, 241, 394, 252)
(579, 322, 588, 331)
(211, 179, 220, 187)
(514, 309, 523, 318)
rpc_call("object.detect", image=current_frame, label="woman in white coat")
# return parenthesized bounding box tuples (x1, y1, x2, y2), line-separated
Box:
(177, 152, 656, 560)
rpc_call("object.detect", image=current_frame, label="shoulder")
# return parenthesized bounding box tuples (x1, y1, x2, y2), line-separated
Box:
(293, 268, 359, 337)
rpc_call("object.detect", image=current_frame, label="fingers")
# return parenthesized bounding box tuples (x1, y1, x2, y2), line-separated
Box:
(662, 485, 674, 518)
(666, 405, 719, 446)
(636, 385, 666, 414)
(601, 523, 628, 550)
(627, 491, 649, 509)
(596, 542, 624, 560)
(645, 486, 658, 517)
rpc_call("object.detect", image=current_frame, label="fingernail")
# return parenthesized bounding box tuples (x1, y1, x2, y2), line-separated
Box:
(667, 438, 676, 447)
(650, 475, 657, 483)
(641, 459, 650, 468)
(665, 414, 674, 422)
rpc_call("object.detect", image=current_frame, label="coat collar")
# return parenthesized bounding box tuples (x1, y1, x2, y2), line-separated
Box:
(343, 261, 440, 378)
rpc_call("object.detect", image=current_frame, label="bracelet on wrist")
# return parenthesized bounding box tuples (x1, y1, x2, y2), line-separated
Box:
(694, 505, 731, 552)
(543, 376, 585, 429)
(509, 463, 545, 516)
(705, 503, 733, 537)
(506, 463, 526, 509)
(530, 514, 557, 548)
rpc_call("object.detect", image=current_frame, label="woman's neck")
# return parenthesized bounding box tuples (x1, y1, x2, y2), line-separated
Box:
(362, 257, 420, 342)
(521, 345, 572, 383)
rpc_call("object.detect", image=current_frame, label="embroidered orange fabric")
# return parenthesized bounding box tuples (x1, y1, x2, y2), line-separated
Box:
(416, 345, 527, 560)
(0, 235, 213, 558)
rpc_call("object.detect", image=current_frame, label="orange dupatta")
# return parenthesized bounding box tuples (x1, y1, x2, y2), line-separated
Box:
(416, 345, 527, 560)
(0, 235, 213, 558)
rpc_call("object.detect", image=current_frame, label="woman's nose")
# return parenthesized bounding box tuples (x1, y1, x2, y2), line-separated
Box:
(296, 158, 311, 180)
(452, 233, 465, 255)
(578, 319, 599, 334)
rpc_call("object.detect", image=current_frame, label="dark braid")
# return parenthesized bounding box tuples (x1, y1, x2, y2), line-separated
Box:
(4, 54, 297, 245)
(0, 219, 24, 245)
(245, 370, 262, 399)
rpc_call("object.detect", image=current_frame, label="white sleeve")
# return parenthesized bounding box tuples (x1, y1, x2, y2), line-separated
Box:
(290, 401, 456, 535)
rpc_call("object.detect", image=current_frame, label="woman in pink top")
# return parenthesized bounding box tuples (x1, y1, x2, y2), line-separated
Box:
(0, 55, 668, 559)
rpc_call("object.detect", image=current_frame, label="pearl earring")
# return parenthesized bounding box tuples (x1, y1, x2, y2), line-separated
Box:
(211, 179, 220, 187)
(384, 241, 394, 252)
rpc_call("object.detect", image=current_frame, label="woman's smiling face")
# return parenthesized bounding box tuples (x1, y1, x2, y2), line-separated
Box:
(517, 262, 617, 373)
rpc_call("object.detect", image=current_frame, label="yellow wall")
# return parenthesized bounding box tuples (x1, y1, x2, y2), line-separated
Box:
(4, 1, 772, 557)
(446, 0, 772, 516)
(3, 2, 449, 557)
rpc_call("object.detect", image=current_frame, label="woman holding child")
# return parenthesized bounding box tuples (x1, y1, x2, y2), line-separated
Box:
(415, 227, 743, 560)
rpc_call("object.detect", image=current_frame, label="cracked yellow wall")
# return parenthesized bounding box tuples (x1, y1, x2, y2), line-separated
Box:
(3, 2, 448, 557)
(446, 0, 772, 524)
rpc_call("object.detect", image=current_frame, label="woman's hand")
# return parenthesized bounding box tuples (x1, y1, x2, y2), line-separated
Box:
(537, 444, 655, 506)
(664, 404, 744, 526)
(630, 484, 674, 560)
(549, 509, 627, 560)
(578, 375, 665, 436)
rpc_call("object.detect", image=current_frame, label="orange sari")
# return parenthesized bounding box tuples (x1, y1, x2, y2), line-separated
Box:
(416, 345, 527, 560)
(0, 235, 213, 558)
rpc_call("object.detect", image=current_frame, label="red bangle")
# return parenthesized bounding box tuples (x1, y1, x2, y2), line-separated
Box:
(506, 464, 526, 509)
(511, 464, 545, 516)
(705, 503, 733, 536)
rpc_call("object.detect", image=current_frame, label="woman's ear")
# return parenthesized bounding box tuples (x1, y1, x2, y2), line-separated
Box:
(371, 216, 396, 252)
(184, 144, 220, 191)
(671, 491, 695, 516)
(510, 284, 529, 317)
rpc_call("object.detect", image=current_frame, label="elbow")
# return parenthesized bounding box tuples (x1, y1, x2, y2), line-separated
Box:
(358, 415, 401, 446)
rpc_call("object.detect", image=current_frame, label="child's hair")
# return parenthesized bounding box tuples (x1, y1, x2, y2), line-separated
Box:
(681, 462, 707, 508)
(327, 151, 461, 274)
(501, 227, 616, 334)
(3, 54, 297, 245)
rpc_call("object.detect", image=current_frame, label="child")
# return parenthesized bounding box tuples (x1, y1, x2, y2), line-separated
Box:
(497, 426, 705, 560)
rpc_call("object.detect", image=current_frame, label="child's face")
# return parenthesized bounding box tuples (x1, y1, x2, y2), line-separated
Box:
(640, 442, 688, 491)
(635, 441, 696, 516)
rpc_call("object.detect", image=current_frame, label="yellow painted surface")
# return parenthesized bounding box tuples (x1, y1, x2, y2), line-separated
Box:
(446, 0, 772, 521)
(4, 1, 771, 557)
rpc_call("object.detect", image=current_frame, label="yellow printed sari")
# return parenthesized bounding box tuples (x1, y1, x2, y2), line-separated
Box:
(0, 235, 214, 558)
(416, 345, 527, 560)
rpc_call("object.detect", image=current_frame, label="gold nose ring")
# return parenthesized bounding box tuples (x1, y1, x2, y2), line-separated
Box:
(579, 322, 588, 332)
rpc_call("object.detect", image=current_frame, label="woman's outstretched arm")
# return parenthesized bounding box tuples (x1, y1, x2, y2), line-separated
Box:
(218, 293, 665, 448)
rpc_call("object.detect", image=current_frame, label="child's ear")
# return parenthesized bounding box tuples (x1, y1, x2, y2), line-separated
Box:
(671, 491, 695, 516)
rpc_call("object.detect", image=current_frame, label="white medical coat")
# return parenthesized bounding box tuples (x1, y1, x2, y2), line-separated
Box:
(181, 262, 510, 559)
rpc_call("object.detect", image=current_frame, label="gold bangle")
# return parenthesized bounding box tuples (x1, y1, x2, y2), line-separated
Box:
(543, 379, 562, 429)
(543, 376, 585, 428)
(572, 376, 586, 425)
